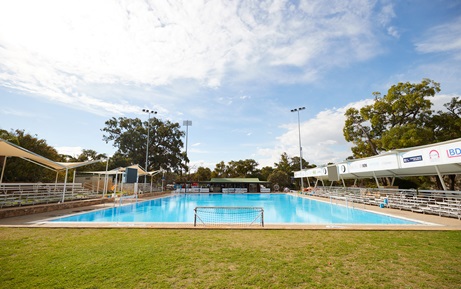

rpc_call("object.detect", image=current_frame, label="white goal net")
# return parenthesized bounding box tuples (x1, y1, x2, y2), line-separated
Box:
(194, 206, 264, 227)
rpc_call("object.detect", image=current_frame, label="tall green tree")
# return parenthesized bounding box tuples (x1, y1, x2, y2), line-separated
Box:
(102, 117, 186, 173)
(72, 149, 108, 172)
(273, 152, 312, 188)
(211, 161, 228, 178)
(259, 166, 274, 181)
(192, 166, 212, 182)
(227, 159, 260, 178)
(274, 152, 291, 174)
(431, 97, 461, 141)
(267, 170, 291, 189)
(343, 79, 441, 157)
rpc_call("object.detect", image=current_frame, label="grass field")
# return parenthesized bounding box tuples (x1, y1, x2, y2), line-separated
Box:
(1, 228, 460, 288)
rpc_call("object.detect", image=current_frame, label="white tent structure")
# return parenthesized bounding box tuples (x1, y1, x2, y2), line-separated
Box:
(0, 138, 105, 202)
(82, 164, 152, 195)
(294, 138, 461, 190)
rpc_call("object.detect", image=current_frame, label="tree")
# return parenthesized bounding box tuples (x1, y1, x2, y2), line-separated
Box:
(226, 159, 260, 178)
(211, 161, 228, 178)
(431, 97, 461, 141)
(267, 170, 291, 189)
(274, 152, 291, 174)
(290, 156, 314, 172)
(69, 149, 108, 172)
(344, 79, 441, 157)
(273, 153, 312, 189)
(193, 166, 212, 182)
(102, 117, 186, 173)
(259, 166, 274, 181)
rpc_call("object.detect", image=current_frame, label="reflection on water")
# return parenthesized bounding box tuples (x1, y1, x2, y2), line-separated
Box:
(52, 194, 418, 224)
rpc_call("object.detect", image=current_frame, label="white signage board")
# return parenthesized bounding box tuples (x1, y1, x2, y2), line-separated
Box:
(399, 140, 461, 168)
(348, 154, 399, 173)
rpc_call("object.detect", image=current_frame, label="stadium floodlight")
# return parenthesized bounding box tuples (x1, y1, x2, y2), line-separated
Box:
(142, 109, 157, 185)
(182, 120, 192, 193)
(290, 107, 305, 190)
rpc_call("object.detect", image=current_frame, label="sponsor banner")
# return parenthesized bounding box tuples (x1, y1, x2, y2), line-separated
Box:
(399, 140, 461, 168)
(348, 154, 399, 173)
(294, 167, 327, 178)
(338, 163, 349, 174)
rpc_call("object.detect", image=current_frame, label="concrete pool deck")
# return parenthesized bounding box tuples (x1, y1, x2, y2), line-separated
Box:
(0, 193, 460, 230)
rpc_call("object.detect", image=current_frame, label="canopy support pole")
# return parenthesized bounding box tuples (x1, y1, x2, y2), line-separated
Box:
(54, 172, 59, 191)
(61, 168, 68, 203)
(96, 174, 100, 193)
(72, 170, 76, 198)
(0, 156, 7, 183)
(434, 165, 447, 191)
(373, 171, 380, 188)
(103, 159, 109, 197)
(114, 169, 119, 195)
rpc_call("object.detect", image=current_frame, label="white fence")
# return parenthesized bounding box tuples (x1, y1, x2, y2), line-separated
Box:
(305, 186, 461, 220)
(0, 182, 99, 208)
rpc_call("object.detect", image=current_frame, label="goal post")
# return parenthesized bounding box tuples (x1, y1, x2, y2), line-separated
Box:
(194, 206, 264, 227)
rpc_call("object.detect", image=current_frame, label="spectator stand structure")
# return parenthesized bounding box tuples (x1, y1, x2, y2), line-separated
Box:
(294, 138, 461, 219)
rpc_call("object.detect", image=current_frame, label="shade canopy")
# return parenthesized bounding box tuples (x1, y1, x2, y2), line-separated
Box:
(83, 164, 148, 176)
(0, 138, 105, 172)
(294, 138, 461, 190)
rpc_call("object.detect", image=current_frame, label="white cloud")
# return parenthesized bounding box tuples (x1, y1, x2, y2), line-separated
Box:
(0, 0, 387, 115)
(55, 146, 83, 157)
(415, 16, 461, 58)
(257, 99, 374, 168)
(387, 26, 400, 38)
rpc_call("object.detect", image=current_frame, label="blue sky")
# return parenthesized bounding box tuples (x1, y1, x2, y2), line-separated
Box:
(1, 0, 460, 171)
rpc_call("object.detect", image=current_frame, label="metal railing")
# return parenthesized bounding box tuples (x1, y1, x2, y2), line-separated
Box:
(0, 182, 100, 208)
(302, 186, 461, 220)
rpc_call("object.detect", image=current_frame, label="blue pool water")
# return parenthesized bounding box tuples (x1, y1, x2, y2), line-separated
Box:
(51, 194, 419, 225)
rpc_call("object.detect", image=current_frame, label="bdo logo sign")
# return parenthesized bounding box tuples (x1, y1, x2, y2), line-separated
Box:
(447, 147, 461, 158)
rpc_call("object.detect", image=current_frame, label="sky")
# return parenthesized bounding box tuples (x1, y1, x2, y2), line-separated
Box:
(1, 0, 461, 172)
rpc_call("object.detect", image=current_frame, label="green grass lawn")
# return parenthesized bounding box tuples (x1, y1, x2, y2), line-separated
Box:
(1, 228, 460, 288)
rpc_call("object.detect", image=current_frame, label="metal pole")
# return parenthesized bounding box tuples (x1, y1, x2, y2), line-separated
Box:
(291, 107, 305, 191)
(297, 110, 304, 190)
(72, 169, 76, 199)
(142, 109, 157, 187)
(61, 168, 68, 203)
(145, 112, 150, 185)
(183, 120, 192, 193)
(103, 158, 109, 197)
(0, 156, 7, 183)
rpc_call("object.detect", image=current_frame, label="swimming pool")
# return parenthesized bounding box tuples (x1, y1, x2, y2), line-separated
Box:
(50, 193, 420, 225)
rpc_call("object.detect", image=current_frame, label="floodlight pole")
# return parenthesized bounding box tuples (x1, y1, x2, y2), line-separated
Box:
(183, 120, 192, 193)
(142, 109, 157, 186)
(291, 107, 305, 191)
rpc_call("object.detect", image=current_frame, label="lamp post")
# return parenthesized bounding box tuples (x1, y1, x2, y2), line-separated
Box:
(183, 120, 192, 193)
(291, 107, 305, 191)
(142, 109, 157, 186)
